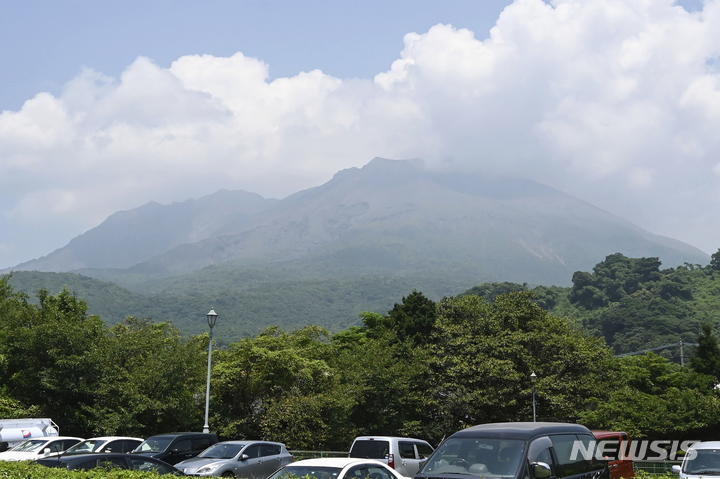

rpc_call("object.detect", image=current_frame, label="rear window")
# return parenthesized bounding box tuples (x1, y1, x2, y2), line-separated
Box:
(350, 440, 390, 459)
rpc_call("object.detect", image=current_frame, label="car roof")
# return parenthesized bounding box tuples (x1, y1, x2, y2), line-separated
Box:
(690, 442, 720, 450)
(451, 422, 591, 440)
(353, 437, 428, 442)
(79, 437, 143, 441)
(216, 440, 284, 446)
(29, 436, 84, 441)
(289, 458, 388, 468)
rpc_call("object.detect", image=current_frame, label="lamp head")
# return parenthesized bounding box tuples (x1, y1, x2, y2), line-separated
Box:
(207, 309, 218, 329)
(530, 372, 537, 382)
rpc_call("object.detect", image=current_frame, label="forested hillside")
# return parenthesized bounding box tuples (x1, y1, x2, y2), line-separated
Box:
(2, 276, 720, 449)
(462, 250, 720, 357)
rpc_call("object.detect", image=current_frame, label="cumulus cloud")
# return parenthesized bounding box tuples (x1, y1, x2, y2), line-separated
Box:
(2, 0, 720, 268)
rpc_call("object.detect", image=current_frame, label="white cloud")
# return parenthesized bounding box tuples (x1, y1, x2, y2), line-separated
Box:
(2, 0, 720, 268)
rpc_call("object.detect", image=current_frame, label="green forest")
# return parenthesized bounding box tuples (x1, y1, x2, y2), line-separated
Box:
(2, 250, 720, 451)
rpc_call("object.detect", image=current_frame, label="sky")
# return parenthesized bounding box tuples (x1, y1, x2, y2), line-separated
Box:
(0, 0, 717, 270)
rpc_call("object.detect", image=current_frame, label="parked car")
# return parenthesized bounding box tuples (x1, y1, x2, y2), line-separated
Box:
(349, 436, 434, 477)
(35, 452, 184, 475)
(132, 432, 219, 465)
(0, 436, 83, 461)
(672, 441, 720, 479)
(176, 440, 294, 477)
(415, 422, 609, 479)
(48, 436, 144, 456)
(593, 431, 633, 479)
(269, 457, 408, 479)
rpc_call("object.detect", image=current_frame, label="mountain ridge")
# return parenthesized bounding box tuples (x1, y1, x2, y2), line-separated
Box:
(6, 158, 708, 288)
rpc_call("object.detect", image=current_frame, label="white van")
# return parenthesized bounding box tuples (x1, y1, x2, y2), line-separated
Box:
(672, 442, 720, 479)
(0, 418, 59, 449)
(349, 436, 434, 477)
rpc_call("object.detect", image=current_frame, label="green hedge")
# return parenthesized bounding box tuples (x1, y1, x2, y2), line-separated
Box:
(0, 461, 171, 478)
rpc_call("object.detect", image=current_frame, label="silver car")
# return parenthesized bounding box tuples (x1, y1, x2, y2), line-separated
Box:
(176, 440, 294, 477)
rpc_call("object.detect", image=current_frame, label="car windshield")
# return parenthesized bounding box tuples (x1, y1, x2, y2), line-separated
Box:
(66, 440, 106, 453)
(9, 439, 48, 452)
(198, 443, 246, 459)
(683, 450, 720, 474)
(134, 437, 174, 453)
(350, 440, 390, 459)
(420, 437, 526, 478)
(269, 465, 342, 479)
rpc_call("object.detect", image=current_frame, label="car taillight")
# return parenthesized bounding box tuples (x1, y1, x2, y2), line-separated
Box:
(388, 453, 395, 469)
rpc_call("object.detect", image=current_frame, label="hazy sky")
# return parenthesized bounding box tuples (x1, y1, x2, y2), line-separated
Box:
(1, 0, 717, 270)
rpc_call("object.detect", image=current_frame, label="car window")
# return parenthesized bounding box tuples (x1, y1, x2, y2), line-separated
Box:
(172, 439, 192, 453)
(350, 441, 390, 459)
(415, 442, 433, 459)
(399, 442, 416, 459)
(367, 464, 394, 479)
(46, 441, 65, 453)
(244, 445, 261, 458)
(345, 465, 369, 479)
(130, 458, 172, 474)
(551, 434, 604, 477)
(123, 440, 143, 453)
(194, 437, 212, 451)
(75, 459, 102, 471)
(97, 457, 129, 471)
(261, 444, 281, 457)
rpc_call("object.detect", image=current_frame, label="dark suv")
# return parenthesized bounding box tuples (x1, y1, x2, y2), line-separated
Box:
(131, 432, 219, 465)
(415, 422, 609, 479)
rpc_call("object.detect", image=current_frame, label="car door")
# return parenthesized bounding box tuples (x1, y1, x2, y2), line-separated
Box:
(166, 438, 193, 464)
(550, 434, 606, 479)
(398, 441, 420, 476)
(240, 443, 265, 478)
(260, 443, 284, 477)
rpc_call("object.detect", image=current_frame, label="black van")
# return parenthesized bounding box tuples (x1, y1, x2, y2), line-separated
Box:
(415, 423, 609, 479)
(131, 432, 219, 465)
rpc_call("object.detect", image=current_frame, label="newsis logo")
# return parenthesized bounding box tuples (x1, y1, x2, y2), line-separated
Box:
(571, 440, 700, 462)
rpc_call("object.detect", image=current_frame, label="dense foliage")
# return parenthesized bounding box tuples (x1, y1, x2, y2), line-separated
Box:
(0, 461, 170, 478)
(2, 250, 720, 450)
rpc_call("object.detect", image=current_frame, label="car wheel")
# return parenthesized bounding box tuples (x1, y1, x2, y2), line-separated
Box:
(221, 472, 235, 477)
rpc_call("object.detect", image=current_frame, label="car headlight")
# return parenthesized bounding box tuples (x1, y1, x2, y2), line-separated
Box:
(196, 463, 223, 474)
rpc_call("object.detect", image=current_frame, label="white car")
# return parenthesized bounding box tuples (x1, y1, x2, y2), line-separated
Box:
(268, 457, 411, 479)
(0, 436, 83, 461)
(673, 442, 720, 479)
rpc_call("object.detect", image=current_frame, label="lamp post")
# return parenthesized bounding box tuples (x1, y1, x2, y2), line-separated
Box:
(203, 309, 218, 434)
(530, 372, 537, 422)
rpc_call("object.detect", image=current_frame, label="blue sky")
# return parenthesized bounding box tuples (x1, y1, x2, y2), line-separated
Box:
(0, 0, 717, 270)
(0, 0, 514, 111)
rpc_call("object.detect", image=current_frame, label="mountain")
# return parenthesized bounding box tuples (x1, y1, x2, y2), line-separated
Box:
(8, 158, 709, 288)
(8, 189, 277, 272)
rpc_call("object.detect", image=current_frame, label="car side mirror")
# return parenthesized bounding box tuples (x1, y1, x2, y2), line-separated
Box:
(42, 448, 51, 455)
(531, 462, 552, 479)
(671, 465, 681, 474)
(240, 454, 250, 461)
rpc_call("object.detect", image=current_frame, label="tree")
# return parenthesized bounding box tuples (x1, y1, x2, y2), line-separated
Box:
(711, 249, 720, 271)
(0, 284, 107, 435)
(580, 353, 720, 439)
(690, 323, 720, 383)
(210, 326, 347, 449)
(87, 317, 207, 437)
(427, 292, 613, 438)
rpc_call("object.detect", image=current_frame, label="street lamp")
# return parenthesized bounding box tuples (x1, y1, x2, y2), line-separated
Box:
(203, 309, 218, 434)
(530, 372, 537, 422)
